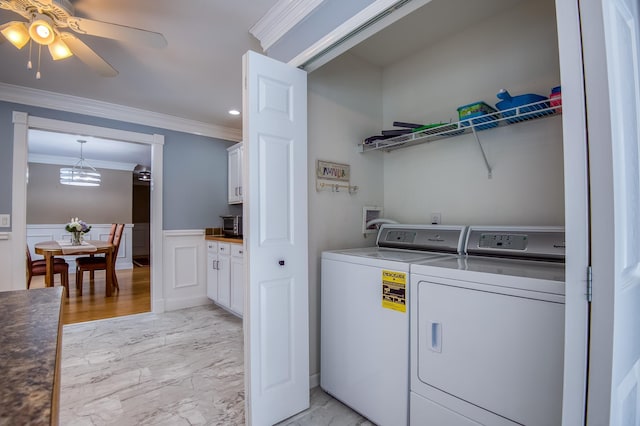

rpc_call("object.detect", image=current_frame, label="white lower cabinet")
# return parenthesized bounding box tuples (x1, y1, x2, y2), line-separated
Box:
(230, 244, 244, 316)
(206, 242, 218, 300)
(206, 240, 243, 318)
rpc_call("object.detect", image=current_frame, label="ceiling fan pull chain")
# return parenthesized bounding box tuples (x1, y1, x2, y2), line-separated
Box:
(36, 44, 41, 79)
(27, 40, 33, 70)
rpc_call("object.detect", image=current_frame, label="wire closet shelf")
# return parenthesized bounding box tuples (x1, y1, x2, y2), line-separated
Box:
(360, 97, 562, 153)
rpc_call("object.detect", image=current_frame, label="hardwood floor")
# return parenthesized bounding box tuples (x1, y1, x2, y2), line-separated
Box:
(29, 265, 151, 325)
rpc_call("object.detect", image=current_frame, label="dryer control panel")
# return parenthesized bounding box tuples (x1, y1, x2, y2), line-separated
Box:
(466, 226, 565, 261)
(478, 233, 528, 250)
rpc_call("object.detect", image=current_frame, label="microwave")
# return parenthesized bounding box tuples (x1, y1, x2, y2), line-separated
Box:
(221, 215, 242, 237)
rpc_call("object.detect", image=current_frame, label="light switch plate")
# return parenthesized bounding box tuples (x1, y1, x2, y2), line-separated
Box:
(0, 214, 9, 227)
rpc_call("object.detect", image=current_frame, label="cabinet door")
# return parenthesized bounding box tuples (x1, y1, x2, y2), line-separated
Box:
(228, 144, 243, 204)
(217, 254, 231, 307)
(237, 144, 243, 202)
(230, 246, 244, 316)
(206, 243, 218, 301)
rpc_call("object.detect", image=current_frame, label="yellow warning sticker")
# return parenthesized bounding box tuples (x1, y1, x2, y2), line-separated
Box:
(382, 270, 406, 313)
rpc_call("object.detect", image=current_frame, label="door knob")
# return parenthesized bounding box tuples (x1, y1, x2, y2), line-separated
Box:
(278, 260, 285, 266)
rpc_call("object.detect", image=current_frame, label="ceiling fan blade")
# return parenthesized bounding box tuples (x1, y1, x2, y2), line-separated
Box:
(60, 32, 118, 77)
(67, 17, 167, 49)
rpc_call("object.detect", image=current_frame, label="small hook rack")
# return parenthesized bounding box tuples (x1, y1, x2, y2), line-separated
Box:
(316, 181, 359, 194)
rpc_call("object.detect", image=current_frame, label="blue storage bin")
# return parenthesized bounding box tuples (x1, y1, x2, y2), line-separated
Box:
(457, 101, 499, 131)
(495, 89, 550, 123)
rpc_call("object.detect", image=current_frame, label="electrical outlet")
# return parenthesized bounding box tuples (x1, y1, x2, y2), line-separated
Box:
(430, 212, 441, 225)
(0, 214, 9, 228)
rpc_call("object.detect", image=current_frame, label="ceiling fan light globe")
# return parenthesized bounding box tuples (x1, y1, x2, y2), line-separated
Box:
(29, 16, 55, 45)
(1, 22, 30, 49)
(48, 37, 73, 60)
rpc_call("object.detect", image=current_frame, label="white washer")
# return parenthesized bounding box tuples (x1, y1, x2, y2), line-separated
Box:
(321, 224, 467, 426)
(410, 226, 565, 426)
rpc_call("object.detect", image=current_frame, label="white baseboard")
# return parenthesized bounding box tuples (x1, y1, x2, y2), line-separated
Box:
(152, 298, 165, 314)
(164, 295, 211, 312)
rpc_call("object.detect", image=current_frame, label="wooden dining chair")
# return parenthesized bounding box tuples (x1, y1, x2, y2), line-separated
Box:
(75, 223, 125, 296)
(84, 223, 118, 266)
(26, 246, 70, 297)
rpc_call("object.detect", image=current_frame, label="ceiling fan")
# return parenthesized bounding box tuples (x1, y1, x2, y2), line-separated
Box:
(0, 0, 167, 78)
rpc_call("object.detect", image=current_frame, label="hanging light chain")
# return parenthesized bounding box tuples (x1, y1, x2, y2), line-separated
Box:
(27, 39, 33, 70)
(36, 43, 41, 79)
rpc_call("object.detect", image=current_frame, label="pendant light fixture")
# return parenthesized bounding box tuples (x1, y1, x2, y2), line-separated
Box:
(133, 164, 151, 182)
(59, 140, 101, 187)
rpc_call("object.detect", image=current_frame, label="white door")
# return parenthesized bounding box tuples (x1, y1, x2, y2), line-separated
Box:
(582, 0, 640, 424)
(415, 280, 564, 426)
(242, 50, 309, 425)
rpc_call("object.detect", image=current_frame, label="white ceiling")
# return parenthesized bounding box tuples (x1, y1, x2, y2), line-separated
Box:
(1, 0, 280, 168)
(349, 0, 524, 68)
(28, 129, 152, 169)
(0, 0, 279, 129)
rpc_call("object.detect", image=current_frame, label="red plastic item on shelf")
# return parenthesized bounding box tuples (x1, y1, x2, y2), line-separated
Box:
(550, 86, 562, 113)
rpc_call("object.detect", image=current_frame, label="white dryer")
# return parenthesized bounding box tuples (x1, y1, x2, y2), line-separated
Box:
(321, 224, 467, 426)
(410, 226, 566, 426)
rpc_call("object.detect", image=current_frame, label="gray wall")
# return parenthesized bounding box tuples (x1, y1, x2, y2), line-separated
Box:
(0, 100, 241, 230)
(27, 163, 133, 224)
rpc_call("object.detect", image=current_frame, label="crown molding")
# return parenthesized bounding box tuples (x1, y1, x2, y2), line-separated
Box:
(250, 0, 326, 51)
(0, 82, 242, 142)
(28, 153, 137, 171)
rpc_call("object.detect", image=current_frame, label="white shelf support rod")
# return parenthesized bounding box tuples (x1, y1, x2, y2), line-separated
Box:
(471, 126, 492, 179)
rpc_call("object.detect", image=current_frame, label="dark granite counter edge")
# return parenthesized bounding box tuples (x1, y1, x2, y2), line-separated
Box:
(0, 287, 64, 426)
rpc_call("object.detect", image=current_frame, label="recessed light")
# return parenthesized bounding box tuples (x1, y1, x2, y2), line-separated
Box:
(228, 109, 241, 116)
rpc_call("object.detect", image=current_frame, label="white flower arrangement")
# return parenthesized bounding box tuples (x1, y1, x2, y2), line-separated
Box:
(65, 217, 92, 234)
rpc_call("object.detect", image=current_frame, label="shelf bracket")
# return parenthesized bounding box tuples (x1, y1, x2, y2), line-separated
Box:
(471, 126, 492, 179)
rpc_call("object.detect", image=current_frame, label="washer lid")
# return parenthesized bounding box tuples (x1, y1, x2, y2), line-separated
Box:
(327, 247, 447, 263)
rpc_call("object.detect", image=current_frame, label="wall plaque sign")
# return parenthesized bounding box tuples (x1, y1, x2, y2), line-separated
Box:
(316, 160, 350, 182)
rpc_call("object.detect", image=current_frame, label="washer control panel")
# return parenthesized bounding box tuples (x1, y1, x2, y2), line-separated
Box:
(377, 225, 467, 253)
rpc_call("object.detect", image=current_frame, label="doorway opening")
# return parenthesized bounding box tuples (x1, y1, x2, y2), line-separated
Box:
(12, 112, 164, 323)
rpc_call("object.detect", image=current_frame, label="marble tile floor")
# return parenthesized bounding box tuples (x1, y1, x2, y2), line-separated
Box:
(60, 304, 371, 426)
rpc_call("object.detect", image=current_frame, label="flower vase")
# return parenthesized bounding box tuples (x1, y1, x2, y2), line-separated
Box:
(71, 231, 82, 246)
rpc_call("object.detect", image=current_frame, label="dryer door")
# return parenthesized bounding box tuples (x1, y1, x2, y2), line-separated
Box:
(415, 279, 564, 425)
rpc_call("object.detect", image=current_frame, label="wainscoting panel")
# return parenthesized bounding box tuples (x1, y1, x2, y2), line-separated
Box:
(163, 230, 210, 311)
(27, 224, 134, 269)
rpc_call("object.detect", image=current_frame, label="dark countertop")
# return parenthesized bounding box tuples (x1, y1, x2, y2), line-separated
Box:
(0, 287, 64, 426)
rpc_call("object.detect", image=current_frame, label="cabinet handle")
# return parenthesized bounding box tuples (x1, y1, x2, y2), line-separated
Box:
(278, 260, 285, 266)
(239, 186, 242, 196)
(213, 260, 217, 270)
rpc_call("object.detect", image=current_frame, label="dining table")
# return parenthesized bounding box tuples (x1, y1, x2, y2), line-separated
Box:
(34, 240, 116, 297)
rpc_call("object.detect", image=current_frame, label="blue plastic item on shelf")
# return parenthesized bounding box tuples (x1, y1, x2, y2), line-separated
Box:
(495, 89, 551, 123)
(457, 101, 499, 131)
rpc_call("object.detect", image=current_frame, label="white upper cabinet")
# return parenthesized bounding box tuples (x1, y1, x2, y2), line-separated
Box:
(227, 142, 243, 204)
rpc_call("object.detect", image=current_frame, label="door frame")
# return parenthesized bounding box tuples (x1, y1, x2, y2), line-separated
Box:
(11, 112, 165, 312)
